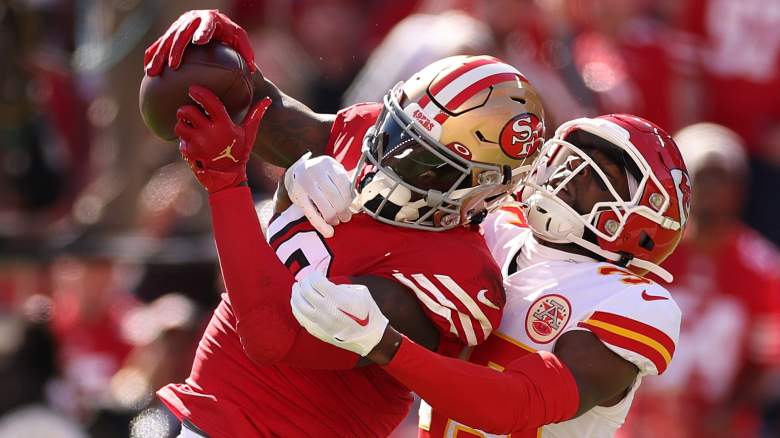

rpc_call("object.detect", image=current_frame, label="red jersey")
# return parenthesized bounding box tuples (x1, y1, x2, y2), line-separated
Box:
(621, 224, 780, 438)
(158, 104, 504, 437)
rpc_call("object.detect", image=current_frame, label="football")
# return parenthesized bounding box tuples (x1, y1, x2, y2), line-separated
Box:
(139, 42, 254, 141)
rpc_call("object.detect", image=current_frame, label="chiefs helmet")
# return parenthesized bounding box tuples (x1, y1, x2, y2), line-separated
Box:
(353, 55, 545, 231)
(521, 114, 691, 282)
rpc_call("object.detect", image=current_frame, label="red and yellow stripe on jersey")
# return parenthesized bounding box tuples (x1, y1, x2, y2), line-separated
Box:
(578, 311, 676, 374)
(496, 205, 528, 227)
(418, 57, 528, 124)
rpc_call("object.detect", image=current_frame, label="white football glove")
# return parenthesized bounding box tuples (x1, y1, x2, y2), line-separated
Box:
(290, 271, 389, 356)
(284, 152, 354, 238)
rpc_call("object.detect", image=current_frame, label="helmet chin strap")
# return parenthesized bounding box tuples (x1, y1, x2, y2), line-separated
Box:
(567, 234, 674, 283)
(524, 192, 585, 244)
(525, 191, 674, 282)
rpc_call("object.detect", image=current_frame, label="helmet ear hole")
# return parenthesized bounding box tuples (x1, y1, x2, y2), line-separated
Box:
(510, 97, 526, 104)
(639, 231, 655, 251)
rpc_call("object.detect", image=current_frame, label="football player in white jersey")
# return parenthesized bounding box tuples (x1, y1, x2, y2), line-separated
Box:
(289, 113, 691, 437)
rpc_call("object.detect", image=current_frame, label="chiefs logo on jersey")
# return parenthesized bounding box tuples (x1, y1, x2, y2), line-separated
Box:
(525, 294, 571, 344)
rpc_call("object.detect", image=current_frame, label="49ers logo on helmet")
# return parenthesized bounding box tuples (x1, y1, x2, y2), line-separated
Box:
(499, 113, 545, 159)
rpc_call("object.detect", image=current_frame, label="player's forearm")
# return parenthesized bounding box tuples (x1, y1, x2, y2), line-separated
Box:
(251, 73, 335, 167)
(209, 186, 357, 368)
(209, 186, 298, 359)
(378, 334, 579, 434)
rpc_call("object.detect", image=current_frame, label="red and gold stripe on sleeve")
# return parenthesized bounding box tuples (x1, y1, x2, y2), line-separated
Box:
(578, 311, 676, 374)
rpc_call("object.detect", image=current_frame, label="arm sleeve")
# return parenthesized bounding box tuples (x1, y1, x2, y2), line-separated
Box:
(209, 186, 359, 369)
(384, 337, 579, 434)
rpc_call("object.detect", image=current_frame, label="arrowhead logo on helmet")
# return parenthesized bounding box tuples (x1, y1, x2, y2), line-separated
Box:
(670, 169, 691, 226)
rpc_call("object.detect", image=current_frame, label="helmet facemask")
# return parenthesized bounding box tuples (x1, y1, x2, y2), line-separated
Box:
(522, 134, 641, 242)
(352, 83, 514, 231)
(519, 118, 680, 281)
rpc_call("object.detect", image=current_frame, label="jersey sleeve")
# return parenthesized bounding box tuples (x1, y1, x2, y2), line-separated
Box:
(388, 240, 506, 348)
(481, 205, 530, 268)
(323, 102, 382, 171)
(575, 283, 681, 376)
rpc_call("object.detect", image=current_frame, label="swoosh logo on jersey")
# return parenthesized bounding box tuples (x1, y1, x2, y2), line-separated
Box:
(641, 290, 669, 301)
(477, 289, 500, 310)
(339, 308, 370, 326)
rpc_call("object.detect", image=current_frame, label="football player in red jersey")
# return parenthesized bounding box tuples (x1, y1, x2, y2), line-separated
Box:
(292, 114, 691, 437)
(145, 10, 547, 438)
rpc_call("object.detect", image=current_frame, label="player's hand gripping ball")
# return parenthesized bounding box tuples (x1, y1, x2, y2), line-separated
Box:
(139, 42, 253, 141)
(176, 85, 271, 193)
(144, 10, 256, 77)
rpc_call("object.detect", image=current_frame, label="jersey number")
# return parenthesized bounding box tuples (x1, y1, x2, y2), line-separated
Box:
(598, 266, 651, 285)
(269, 212, 333, 280)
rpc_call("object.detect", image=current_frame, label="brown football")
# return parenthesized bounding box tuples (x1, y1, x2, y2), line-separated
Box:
(139, 42, 253, 141)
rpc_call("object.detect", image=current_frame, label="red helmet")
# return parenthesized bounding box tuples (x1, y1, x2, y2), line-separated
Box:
(522, 114, 691, 281)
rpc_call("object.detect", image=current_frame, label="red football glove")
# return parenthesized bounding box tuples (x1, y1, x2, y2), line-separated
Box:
(144, 9, 256, 76)
(175, 85, 271, 193)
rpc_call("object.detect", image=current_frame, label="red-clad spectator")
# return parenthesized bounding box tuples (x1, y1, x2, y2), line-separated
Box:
(49, 247, 138, 418)
(620, 123, 780, 438)
(682, 0, 780, 152)
(560, 0, 684, 131)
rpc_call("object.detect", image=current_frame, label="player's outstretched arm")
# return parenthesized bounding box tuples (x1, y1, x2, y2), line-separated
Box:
(251, 75, 335, 167)
(371, 329, 638, 433)
(146, 9, 334, 167)
(175, 85, 355, 368)
(292, 277, 640, 434)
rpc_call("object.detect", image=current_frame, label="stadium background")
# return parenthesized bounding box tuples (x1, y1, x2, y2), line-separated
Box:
(1, 0, 779, 437)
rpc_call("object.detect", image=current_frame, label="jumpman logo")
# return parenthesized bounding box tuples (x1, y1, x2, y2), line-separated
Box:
(212, 139, 239, 163)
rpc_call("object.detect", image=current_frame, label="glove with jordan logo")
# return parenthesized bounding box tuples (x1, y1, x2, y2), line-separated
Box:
(291, 271, 389, 356)
(175, 85, 271, 193)
(145, 9, 256, 76)
(284, 153, 355, 238)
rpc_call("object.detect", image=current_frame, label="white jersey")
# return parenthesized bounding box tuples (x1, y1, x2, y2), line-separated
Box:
(420, 206, 682, 438)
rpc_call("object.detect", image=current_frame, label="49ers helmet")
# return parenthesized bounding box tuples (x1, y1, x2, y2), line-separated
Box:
(353, 55, 545, 231)
(521, 114, 692, 282)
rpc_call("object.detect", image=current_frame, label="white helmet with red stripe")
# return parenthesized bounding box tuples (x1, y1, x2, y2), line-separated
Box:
(354, 55, 546, 230)
(520, 114, 691, 282)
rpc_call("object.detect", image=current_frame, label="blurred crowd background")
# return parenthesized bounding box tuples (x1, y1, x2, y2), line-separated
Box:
(1, 0, 779, 437)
